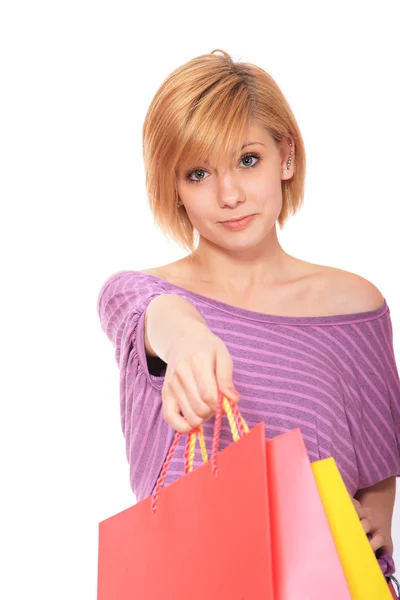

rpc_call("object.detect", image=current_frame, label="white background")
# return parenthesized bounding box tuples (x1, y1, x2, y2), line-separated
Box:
(1, 1, 399, 598)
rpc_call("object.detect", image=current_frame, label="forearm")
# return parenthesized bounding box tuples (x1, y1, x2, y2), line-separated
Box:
(355, 476, 397, 555)
(145, 294, 208, 360)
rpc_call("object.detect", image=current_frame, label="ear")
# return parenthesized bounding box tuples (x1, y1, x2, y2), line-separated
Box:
(280, 135, 295, 180)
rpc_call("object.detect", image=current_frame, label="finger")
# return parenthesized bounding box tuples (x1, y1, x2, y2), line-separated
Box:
(360, 517, 373, 535)
(223, 386, 241, 404)
(162, 390, 193, 434)
(193, 362, 219, 412)
(174, 361, 214, 420)
(215, 348, 240, 403)
(353, 503, 372, 522)
(369, 532, 385, 552)
(168, 377, 206, 429)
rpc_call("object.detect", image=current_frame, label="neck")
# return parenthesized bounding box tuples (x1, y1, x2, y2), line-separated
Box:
(189, 226, 294, 288)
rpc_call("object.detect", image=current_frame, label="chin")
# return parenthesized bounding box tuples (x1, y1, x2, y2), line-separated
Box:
(221, 224, 275, 251)
(210, 232, 268, 253)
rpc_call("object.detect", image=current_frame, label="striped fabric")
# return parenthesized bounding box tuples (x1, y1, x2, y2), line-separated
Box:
(97, 270, 400, 576)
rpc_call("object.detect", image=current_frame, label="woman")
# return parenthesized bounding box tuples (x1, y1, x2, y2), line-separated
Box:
(97, 49, 400, 595)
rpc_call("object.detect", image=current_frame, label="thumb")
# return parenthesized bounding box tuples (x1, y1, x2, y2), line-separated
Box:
(215, 348, 240, 404)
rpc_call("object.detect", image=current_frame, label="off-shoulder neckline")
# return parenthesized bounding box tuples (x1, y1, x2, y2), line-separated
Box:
(120, 270, 390, 326)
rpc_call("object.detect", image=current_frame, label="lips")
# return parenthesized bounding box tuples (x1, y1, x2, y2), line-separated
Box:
(219, 214, 255, 231)
(221, 215, 250, 223)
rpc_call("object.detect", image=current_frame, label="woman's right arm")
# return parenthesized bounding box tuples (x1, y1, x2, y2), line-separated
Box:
(145, 293, 208, 358)
(145, 294, 240, 433)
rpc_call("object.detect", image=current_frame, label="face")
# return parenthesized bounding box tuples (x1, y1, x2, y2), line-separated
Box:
(176, 121, 295, 252)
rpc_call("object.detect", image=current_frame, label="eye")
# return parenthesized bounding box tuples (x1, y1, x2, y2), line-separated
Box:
(186, 168, 209, 184)
(239, 152, 261, 168)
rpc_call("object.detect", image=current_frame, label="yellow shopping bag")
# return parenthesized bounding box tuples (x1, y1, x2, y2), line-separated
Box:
(312, 458, 392, 600)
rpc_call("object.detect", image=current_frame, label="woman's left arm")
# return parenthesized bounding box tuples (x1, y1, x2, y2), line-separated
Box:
(354, 476, 397, 555)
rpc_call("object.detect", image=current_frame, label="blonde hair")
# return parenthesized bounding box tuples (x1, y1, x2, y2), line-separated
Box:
(142, 49, 306, 251)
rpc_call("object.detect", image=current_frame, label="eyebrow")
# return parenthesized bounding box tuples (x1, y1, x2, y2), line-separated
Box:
(241, 141, 265, 149)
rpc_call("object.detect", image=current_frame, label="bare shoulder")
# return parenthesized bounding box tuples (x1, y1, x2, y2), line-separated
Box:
(138, 266, 166, 278)
(139, 260, 193, 284)
(316, 266, 385, 314)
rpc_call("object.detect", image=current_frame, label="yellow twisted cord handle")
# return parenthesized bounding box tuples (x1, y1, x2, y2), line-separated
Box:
(222, 396, 240, 440)
(242, 417, 250, 434)
(222, 395, 250, 435)
(187, 427, 209, 473)
(198, 426, 209, 463)
(187, 430, 197, 473)
(186, 396, 249, 472)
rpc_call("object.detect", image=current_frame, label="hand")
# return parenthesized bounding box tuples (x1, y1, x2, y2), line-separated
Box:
(161, 320, 240, 433)
(351, 497, 392, 554)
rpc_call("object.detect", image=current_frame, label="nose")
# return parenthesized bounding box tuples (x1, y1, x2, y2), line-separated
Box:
(216, 171, 246, 209)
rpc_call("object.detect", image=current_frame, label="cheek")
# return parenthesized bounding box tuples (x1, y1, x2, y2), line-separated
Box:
(251, 167, 279, 191)
(249, 176, 283, 209)
(184, 201, 214, 230)
(181, 187, 215, 221)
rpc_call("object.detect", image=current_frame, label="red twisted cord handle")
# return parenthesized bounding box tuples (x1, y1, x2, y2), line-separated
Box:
(231, 397, 247, 437)
(151, 430, 182, 514)
(151, 393, 246, 513)
(211, 392, 224, 476)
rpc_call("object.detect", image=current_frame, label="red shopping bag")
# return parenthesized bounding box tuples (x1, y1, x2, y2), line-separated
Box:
(97, 395, 351, 599)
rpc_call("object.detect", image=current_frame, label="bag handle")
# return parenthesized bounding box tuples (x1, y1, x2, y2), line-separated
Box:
(151, 392, 249, 514)
(184, 393, 249, 473)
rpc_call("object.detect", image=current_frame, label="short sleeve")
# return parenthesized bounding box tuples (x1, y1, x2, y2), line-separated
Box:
(97, 271, 158, 375)
(96, 270, 205, 499)
(97, 270, 202, 381)
(344, 307, 400, 491)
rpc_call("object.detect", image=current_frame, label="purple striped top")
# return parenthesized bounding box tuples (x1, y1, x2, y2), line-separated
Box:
(97, 270, 400, 576)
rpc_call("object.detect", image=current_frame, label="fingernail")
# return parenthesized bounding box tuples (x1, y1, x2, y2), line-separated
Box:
(227, 386, 240, 397)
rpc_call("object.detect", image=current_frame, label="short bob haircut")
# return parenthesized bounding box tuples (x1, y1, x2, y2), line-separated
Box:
(142, 49, 306, 251)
